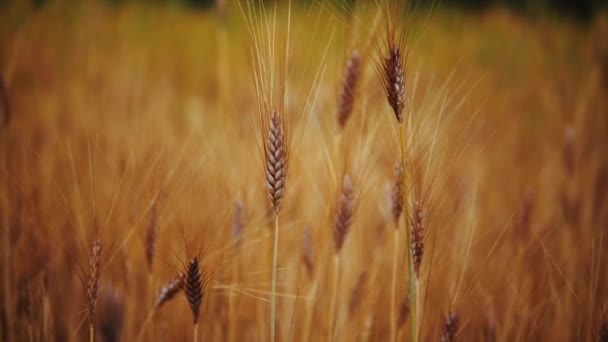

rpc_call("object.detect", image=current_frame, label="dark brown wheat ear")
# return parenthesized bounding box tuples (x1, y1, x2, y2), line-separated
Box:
(337, 49, 361, 129)
(264, 109, 288, 215)
(86, 237, 102, 326)
(410, 197, 424, 278)
(334, 174, 356, 253)
(372, 2, 411, 125)
(185, 257, 204, 324)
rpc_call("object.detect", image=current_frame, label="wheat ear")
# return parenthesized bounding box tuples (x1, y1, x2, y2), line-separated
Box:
(337, 49, 361, 129)
(185, 258, 203, 342)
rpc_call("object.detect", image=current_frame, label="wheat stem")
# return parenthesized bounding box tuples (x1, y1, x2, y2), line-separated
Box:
(329, 254, 340, 341)
(390, 228, 399, 342)
(135, 310, 155, 342)
(398, 123, 415, 342)
(271, 214, 279, 342)
(89, 324, 94, 342)
(415, 279, 421, 337)
(193, 322, 199, 342)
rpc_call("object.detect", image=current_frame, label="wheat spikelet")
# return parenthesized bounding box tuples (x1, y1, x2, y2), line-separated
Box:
(440, 311, 460, 342)
(410, 199, 424, 278)
(265, 109, 287, 215)
(334, 174, 355, 253)
(185, 257, 203, 324)
(155, 274, 184, 309)
(391, 162, 404, 228)
(337, 49, 361, 129)
(383, 42, 406, 124)
(86, 238, 101, 327)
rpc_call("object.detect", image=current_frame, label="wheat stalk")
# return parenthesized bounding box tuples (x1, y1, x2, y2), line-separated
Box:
(263, 108, 288, 342)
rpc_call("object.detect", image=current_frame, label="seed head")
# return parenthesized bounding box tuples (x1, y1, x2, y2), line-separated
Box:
(334, 175, 355, 253)
(265, 109, 287, 215)
(337, 49, 361, 129)
(185, 257, 203, 323)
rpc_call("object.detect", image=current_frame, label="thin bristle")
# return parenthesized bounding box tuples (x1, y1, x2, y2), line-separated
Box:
(155, 274, 184, 309)
(334, 174, 355, 253)
(337, 49, 361, 129)
(391, 162, 404, 228)
(440, 311, 460, 342)
(145, 201, 158, 272)
(411, 199, 424, 278)
(185, 258, 203, 324)
(384, 42, 406, 123)
(86, 238, 101, 326)
(265, 109, 287, 215)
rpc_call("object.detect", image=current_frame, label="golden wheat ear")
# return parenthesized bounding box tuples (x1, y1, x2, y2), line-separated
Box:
(264, 109, 288, 215)
(337, 49, 361, 129)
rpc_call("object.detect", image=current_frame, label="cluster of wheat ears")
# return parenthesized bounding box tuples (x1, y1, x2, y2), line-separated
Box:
(1, 0, 608, 341)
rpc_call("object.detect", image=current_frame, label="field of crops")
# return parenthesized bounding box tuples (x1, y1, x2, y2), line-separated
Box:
(1, 1, 607, 341)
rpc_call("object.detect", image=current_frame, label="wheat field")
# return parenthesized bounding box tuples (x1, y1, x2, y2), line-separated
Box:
(1, 1, 607, 341)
